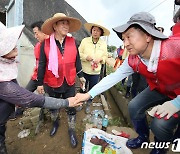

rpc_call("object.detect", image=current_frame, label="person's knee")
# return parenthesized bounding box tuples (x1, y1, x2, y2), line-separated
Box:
(128, 100, 138, 118)
(151, 118, 173, 141)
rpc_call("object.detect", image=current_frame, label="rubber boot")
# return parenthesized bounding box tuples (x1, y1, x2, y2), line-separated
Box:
(85, 100, 91, 114)
(50, 117, 59, 137)
(125, 86, 131, 98)
(173, 125, 180, 140)
(150, 137, 168, 154)
(67, 109, 78, 148)
(126, 118, 149, 149)
(0, 125, 7, 154)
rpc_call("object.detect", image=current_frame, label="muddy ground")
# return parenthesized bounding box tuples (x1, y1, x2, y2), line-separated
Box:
(6, 94, 124, 154)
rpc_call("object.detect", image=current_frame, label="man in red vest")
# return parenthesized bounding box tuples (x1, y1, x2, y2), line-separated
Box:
(37, 13, 85, 148)
(26, 21, 49, 92)
(74, 12, 180, 154)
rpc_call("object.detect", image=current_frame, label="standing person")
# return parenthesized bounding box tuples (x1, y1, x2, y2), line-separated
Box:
(0, 22, 81, 154)
(26, 21, 49, 92)
(37, 13, 85, 148)
(78, 21, 109, 114)
(10, 21, 49, 120)
(74, 12, 180, 154)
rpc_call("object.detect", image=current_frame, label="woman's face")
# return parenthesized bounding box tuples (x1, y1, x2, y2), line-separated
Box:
(91, 26, 102, 39)
(53, 20, 70, 37)
(122, 27, 151, 55)
(3, 47, 18, 59)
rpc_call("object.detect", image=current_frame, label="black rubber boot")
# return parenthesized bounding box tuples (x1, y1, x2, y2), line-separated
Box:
(85, 100, 91, 114)
(150, 137, 168, 154)
(68, 128, 78, 148)
(67, 109, 78, 148)
(0, 125, 7, 154)
(50, 118, 59, 137)
(126, 118, 149, 149)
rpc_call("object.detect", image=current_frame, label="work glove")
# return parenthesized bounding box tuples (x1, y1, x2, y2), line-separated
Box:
(148, 101, 179, 119)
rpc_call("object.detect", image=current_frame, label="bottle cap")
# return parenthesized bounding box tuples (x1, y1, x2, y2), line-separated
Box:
(104, 115, 108, 118)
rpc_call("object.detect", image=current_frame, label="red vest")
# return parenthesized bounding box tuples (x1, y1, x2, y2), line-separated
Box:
(128, 37, 180, 99)
(44, 36, 77, 88)
(31, 43, 41, 80)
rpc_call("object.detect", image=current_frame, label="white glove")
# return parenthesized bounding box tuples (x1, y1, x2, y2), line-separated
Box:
(79, 77, 86, 91)
(148, 101, 179, 119)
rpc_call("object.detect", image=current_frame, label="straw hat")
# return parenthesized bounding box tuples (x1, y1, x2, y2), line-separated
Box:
(0, 22, 24, 56)
(42, 13, 82, 35)
(84, 21, 110, 36)
(113, 12, 167, 40)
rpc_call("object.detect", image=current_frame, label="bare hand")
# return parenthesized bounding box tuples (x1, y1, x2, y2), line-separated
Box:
(93, 58, 102, 64)
(79, 77, 86, 91)
(74, 93, 91, 104)
(37, 86, 45, 94)
(67, 97, 83, 107)
(86, 56, 93, 61)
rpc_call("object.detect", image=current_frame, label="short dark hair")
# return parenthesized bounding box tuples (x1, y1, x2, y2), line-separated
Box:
(90, 26, 104, 36)
(31, 21, 44, 30)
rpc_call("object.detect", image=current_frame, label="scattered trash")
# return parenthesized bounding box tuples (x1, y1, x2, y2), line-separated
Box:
(18, 129, 30, 138)
(92, 103, 102, 107)
(112, 129, 130, 138)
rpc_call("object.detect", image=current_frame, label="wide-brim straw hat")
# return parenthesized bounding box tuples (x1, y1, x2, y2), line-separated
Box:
(84, 21, 110, 36)
(0, 22, 24, 56)
(113, 12, 167, 40)
(42, 13, 82, 35)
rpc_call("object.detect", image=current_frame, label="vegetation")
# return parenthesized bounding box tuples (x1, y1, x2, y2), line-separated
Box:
(106, 65, 126, 94)
(107, 45, 117, 53)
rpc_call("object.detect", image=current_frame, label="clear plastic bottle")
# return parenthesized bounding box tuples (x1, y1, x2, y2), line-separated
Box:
(101, 115, 108, 131)
(93, 112, 98, 128)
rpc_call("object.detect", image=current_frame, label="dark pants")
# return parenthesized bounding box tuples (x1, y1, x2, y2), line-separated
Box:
(128, 86, 180, 141)
(83, 72, 100, 91)
(131, 73, 148, 98)
(83, 72, 100, 102)
(44, 84, 76, 117)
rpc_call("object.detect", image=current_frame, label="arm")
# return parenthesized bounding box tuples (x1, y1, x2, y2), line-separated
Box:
(75, 58, 134, 102)
(79, 39, 88, 62)
(0, 81, 82, 109)
(37, 42, 46, 94)
(76, 50, 83, 78)
(37, 42, 46, 86)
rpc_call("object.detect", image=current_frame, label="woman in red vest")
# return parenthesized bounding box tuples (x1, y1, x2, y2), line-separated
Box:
(36, 13, 85, 148)
(75, 12, 180, 154)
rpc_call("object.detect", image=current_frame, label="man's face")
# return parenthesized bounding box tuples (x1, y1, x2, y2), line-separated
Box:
(33, 27, 46, 43)
(122, 27, 150, 55)
(91, 26, 102, 39)
(53, 20, 70, 36)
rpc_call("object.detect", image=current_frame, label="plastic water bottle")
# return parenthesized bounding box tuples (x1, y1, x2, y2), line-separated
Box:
(93, 112, 98, 128)
(101, 115, 108, 131)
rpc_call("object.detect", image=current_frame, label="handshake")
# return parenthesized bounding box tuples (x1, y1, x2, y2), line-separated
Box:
(68, 92, 91, 107)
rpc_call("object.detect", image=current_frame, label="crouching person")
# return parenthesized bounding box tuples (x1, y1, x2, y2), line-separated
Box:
(0, 22, 81, 154)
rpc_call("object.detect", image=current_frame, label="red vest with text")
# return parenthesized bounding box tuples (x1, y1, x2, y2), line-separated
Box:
(128, 37, 180, 99)
(31, 42, 41, 80)
(44, 36, 77, 88)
